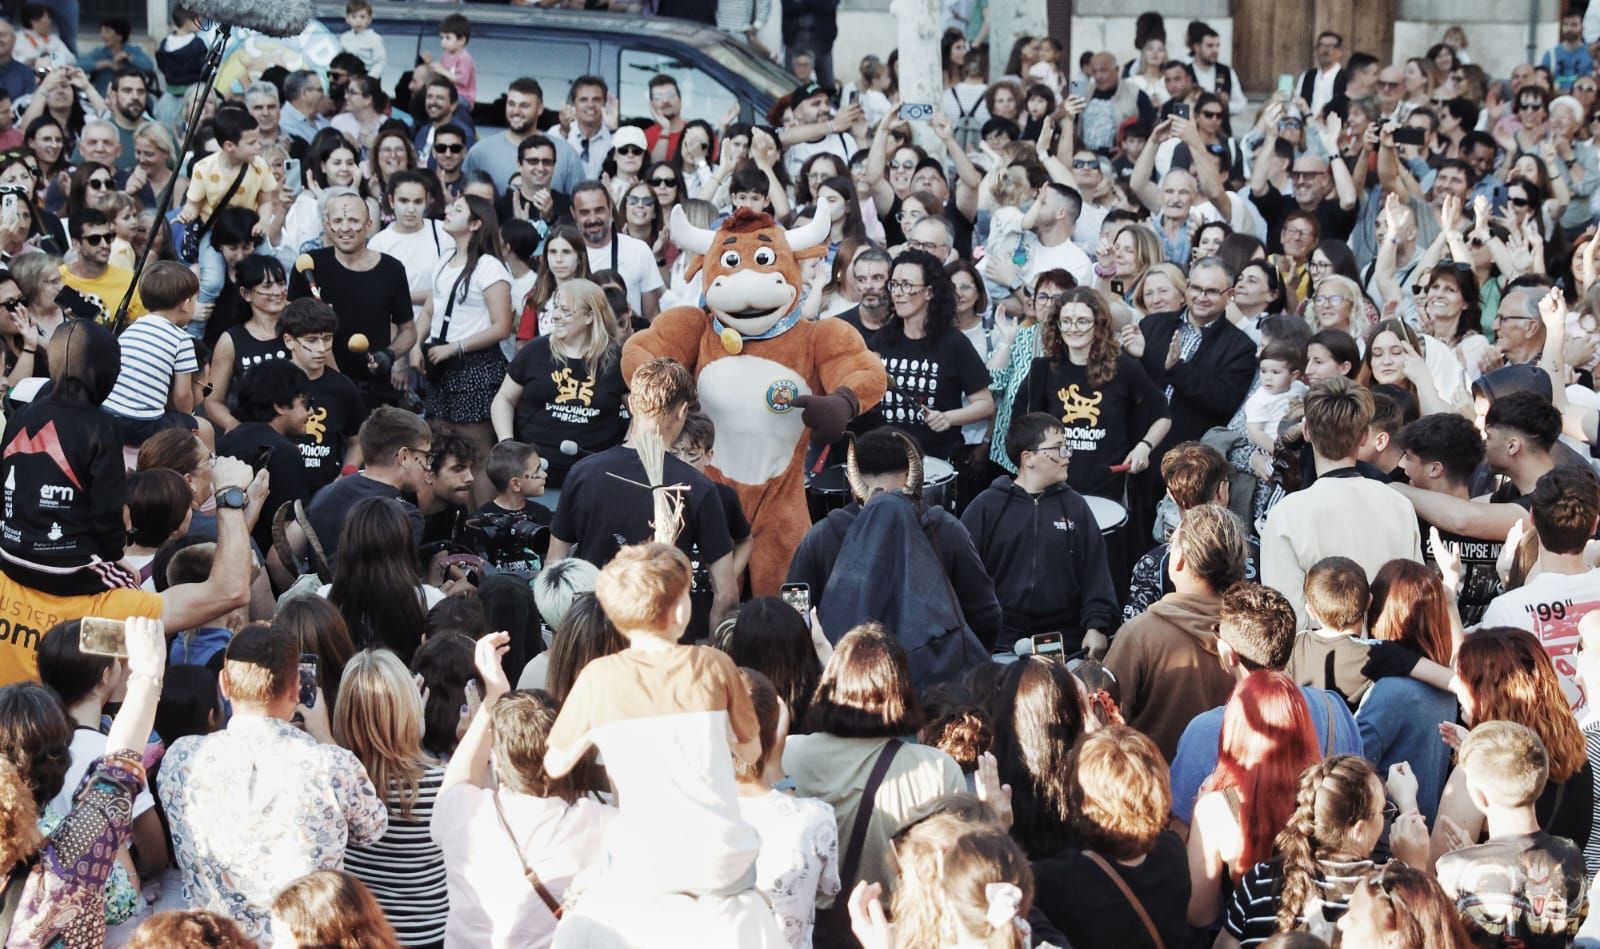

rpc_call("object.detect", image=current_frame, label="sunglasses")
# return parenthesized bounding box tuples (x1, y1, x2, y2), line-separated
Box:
(1518, 102, 1546, 111)
(625, 194, 655, 207)
(521, 156, 555, 166)
(78, 232, 112, 246)
(1508, 195, 1532, 207)
(649, 177, 678, 187)
(617, 145, 645, 156)
(1314, 294, 1347, 306)
(1071, 159, 1098, 170)
(86, 177, 112, 190)
(1198, 110, 1224, 119)
(433, 143, 464, 154)
(0, 297, 21, 311)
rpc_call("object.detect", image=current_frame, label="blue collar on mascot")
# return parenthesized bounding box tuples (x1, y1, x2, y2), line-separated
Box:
(707, 302, 804, 342)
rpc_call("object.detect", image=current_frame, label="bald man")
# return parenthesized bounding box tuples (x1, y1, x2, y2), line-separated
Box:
(1079, 51, 1155, 154)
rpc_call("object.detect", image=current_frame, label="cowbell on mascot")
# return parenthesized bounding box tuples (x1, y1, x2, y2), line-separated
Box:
(621, 195, 887, 595)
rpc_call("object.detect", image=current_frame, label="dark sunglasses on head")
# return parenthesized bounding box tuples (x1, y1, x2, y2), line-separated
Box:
(78, 232, 112, 246)
(433, 143, 464, 154)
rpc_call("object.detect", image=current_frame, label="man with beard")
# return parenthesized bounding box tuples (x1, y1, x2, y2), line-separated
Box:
(493, 135, 571, 227)
(836, 247, 891, 341)
(286, 189, 415, 409)
(245, 82, 290, 154)
(1248, 100, 1358, 250)
(419, 420, 480, 547)
(465, 77, 582, 194)
(102, 65, 147, 173)
(572, 181, 661, 320)
(644, 74, 687, 161)
(61, 207, 142, 321)
(413, 74, 476, 167)
(430, 124, 468, 200)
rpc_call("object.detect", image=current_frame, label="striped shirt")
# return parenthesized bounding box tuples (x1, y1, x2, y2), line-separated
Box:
(344, 763, 449, 946)
(101, 313, 198, 420)
(1224, 855, 1376, 946)
(1584, 723, 1600, 876)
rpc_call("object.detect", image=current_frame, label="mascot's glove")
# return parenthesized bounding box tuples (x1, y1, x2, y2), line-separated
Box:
(793, 387, 859, 443)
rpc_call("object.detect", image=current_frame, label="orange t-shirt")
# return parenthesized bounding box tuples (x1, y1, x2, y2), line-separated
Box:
(0, 569, 162, 686)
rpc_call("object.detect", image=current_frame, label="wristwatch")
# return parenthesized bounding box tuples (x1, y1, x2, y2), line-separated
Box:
(214, 486, 248, 510)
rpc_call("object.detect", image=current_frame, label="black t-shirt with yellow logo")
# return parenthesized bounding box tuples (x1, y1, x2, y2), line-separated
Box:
(1022, 353, 1167, 500)
(296, 370, 368, 495)
(506, 338, 629, 487)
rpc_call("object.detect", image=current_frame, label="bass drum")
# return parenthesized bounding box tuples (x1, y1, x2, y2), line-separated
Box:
(804, 456, 961, 522)
(1084, 495, 1129, 537)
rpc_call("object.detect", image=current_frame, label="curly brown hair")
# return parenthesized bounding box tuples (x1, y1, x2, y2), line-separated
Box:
(1038, 286, 1122, 387)
(0, 757, 42, 869)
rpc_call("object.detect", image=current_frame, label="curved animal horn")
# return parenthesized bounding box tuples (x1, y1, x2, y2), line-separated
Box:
(670, 204, 715, 255)
(783, 195, 833, 251)
(893, 431, 924, 499)
(845, 436, 871, 503)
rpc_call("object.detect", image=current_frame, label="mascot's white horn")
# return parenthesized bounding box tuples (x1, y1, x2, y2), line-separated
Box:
(784, 195, 834, 250)
(670, 205, 715, 255)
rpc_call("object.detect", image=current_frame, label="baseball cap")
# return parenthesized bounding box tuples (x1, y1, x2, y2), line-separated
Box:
(789, 81, 827, 106)
(613, 126, 648, 153)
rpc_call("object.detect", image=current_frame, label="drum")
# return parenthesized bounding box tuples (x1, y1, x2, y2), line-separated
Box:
(804, 457, 961, 522)
(1084, 495, 1129, 537)
(922, 457, 957, 513)
(806, 465, 853, 522)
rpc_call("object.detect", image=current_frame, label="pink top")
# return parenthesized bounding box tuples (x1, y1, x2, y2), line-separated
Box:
(442, 48, 477, 107)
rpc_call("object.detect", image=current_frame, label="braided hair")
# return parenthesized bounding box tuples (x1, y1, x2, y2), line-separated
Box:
(1272, 755, 1381, 933)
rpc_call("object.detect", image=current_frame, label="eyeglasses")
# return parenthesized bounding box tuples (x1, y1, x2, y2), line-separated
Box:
(1035, 291, 1067, 306)
(1028, 442, 1070, 459)
(1190, 285, 1229, 298)
(649, 177, 678, 187)
(86, 177, 112, 190)
(616, 145, 645, 156)
(1314, 294, 1348, 306)
(78, 232, 112, 246)
(625, 194, 655, 207)
(1290, 170, 1327, 181)
(888, 280, 926, 293)
(433, 142, 464, 154)
(1493, 313, 1536, 324)
(406, 445, 439, 466)
(1518, 102, 1546, 112)
(1058, 317, 1094, 330)
(1071, 158, 1099, 170)
(1308, 259, 1332, 271)
(521, 155, 555, 166)
(1282, 227, 1315, 240)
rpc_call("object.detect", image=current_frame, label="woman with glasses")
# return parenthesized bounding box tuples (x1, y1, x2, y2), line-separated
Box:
(492, 277, 625, 500)
(1299, 240, 1378, 330)
(10, 251, 92, 340)
(796, 152, 845, 208)
(642, 160, 686, 223)
(1274, 211, 1320, 313)
(864, 130, 930, 246)
(203, 255, 290, 434)
(331, 76, 384, 160)
(868, 248, 993, 466)
(615, 181, 667, 277)
(1021, 286, 1168, 501)
(62, 161, 114, 218)
(1336, 863, 1471, 948)
(365, 127, 420, 229)
(1307, 273, 1369, 344)
(671, 119, 717, 197)
(1217, 755, 1430, 947)
(1065, 150, 1114, 247)
(283, 134, 371, 258)
(986, 268, 1072, 475)
(0, 267, 41, 392)
(601, 134, 647, 208)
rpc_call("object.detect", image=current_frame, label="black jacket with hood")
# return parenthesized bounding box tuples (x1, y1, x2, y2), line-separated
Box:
(0, 319, 129, 595)
(960, 475, 1119, 649)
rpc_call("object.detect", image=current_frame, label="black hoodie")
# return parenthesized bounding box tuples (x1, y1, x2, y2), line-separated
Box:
(0, 320, 129, 594)
(960, 475, 1119, 649)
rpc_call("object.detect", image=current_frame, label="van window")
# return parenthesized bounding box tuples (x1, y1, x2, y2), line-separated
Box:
(618, 49, 739, 128)
(422, 32, 591, 109)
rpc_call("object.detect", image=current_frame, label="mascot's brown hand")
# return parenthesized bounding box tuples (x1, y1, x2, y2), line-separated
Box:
(793, 387, 859, 443)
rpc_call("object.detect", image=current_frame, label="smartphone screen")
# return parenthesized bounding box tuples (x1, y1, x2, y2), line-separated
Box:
(298, 654, 318, 708)
(780, 582, 811, 627)
(1110, 279, 1125, 297)
(79, 617, 128, 658)
(1277, 74, 1295, 100)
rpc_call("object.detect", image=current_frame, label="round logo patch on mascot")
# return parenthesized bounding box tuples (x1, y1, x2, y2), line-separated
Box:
(765, 378, 800, 414)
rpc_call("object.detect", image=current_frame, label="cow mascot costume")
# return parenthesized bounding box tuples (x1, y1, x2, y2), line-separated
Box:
(622, 196, 886, 595)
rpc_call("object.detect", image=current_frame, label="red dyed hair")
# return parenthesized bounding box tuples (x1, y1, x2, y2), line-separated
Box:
(1367, 559, 1454, 666)
(1199, 670, 1319, 871)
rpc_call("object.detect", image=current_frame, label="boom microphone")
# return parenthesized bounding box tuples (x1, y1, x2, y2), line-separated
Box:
(181, 0, 317, 37)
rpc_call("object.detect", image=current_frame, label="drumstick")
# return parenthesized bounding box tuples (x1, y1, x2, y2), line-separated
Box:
(1108, 463, 1132, 473)
(809, 443, 832, 477)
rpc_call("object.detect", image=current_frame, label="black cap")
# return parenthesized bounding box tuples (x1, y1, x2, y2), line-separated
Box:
(789, 81, 827, 105)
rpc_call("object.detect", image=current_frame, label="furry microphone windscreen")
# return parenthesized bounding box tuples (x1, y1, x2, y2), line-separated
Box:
(181, 0, 317, 38)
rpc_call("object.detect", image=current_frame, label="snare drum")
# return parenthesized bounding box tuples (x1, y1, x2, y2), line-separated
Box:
(921, 457, 957, 512)
(1084, 495, 1129, 536)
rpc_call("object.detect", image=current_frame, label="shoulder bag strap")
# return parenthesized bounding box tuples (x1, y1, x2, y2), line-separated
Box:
(431, 265, 466, 345)
(493, 791, 565, 919)
(1319, 689, 1336, 755)
(195, 163, 251, 239)
(837, 739, 903, 894)
(1083, 851, 1164, 949)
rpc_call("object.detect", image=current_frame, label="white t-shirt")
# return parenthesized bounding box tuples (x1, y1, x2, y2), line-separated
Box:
(368, 221, 451, 320)
(1478, 568, 1600, 717)
(50, 727, 156, 819)
(316, 583, 447, 610)
(782, 131, 859, 182)
(584, 233, 663, 315)
(1245, 380, 1308, 427)
(430, 254, 513, 343)
(736, 789, 841, 949)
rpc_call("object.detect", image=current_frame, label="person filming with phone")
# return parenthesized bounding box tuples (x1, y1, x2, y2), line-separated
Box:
(960, 412, 1118, 657)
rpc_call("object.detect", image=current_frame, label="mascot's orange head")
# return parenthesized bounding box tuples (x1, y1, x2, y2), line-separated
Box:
(671, 195, 835, 339)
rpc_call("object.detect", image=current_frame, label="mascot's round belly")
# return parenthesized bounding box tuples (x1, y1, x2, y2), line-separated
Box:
(697, 355, 811, 485)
